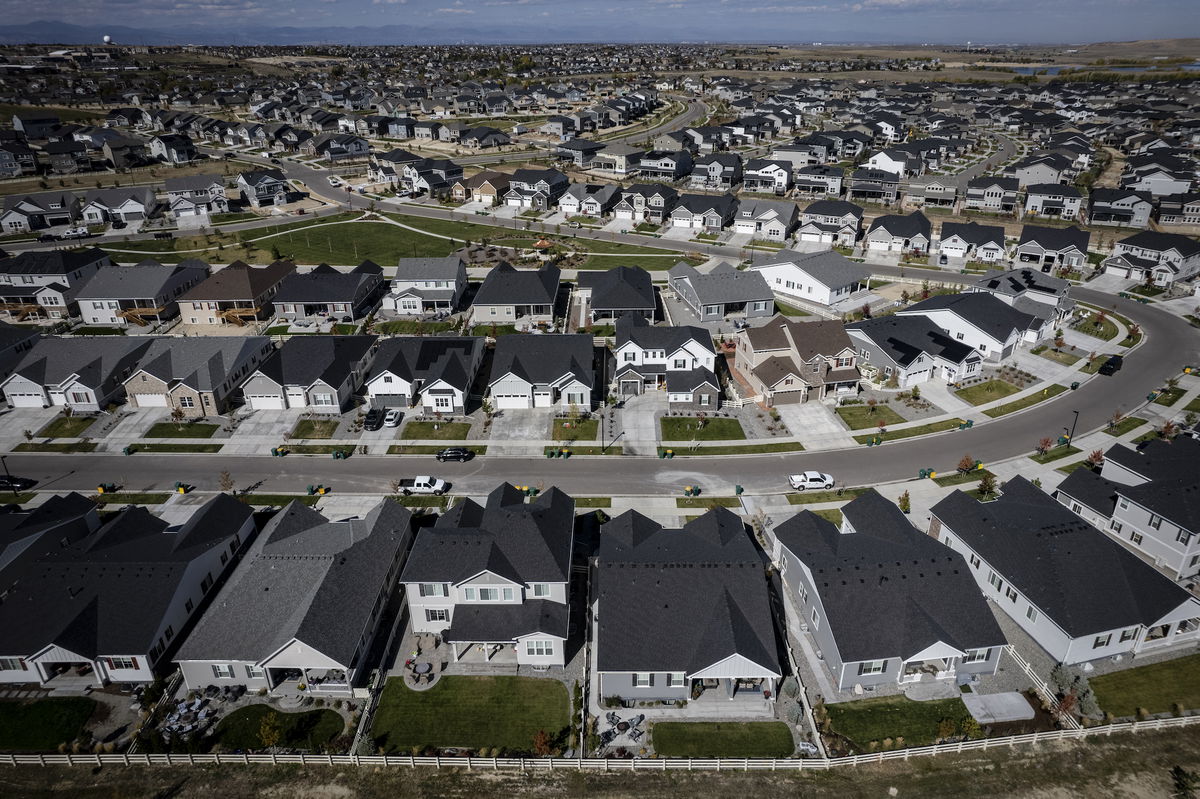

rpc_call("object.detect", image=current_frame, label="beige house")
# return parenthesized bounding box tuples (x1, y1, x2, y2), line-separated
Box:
(451, 170, 510, 205)
(733, 315, 860, 406)
(124, 336, 274, 417)
(178, 260, 294, 327)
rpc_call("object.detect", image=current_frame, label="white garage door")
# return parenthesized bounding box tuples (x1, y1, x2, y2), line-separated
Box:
(672, 217, 692, 228)
(133, 394, 169, 407)
(493, 394, 528, 409)
(506, 198, 523, 207)
(940, 244, 967, 258)
(799, 231, 823, 242)
(248, 395, 285, 410)
(6, 393, 45, 407)
(615, 209, 634, 220)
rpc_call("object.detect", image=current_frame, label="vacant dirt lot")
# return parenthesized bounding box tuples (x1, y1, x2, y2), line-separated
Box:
(1, 727, 1197, 798)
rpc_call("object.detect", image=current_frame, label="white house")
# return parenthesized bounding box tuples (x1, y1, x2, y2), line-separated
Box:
(895, 292, 1047, 362)
(487, 334, 595, 410)
(364, 336, 484, 415)
(749, 249, 871, 308)
(240, 335, 376, 413)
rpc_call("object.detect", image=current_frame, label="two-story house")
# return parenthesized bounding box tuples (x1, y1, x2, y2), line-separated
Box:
(0, 191, 81, 234)
(0, 248, 109, 321)
(123, 336, 273, 417)
(847, 168, 900, 205)
(734, 315, 860, 405)
(612, 183, 679, 225)
(382, 256, 468, 315)
(241, 335, 377, 413)
(472, 263, 560, 327)
(179, 259, 294, 327)
(164, 174, 229, 227)
(236, 169, 292, 208)
(1085, 188, 1153, 229)
(732, 199, 799, 242)
(1101, 230, 1200, 288)
(271, 262, 386, 321)
(504, 168, 570, 210)
(798, 199, 863, 248)
(612, 314, 718, 409)
(364, 336, 485, 415)
(970, 267, 1074, 325)
(689, 152, 743, 191)
(1013, 225, 1090, 273)
(76, 260, 209, 328)
(896, 292, 1048, 362)
(847, 314, 982, 388)
(637, 150, 694, 182)
(965, 176, 1020, 214)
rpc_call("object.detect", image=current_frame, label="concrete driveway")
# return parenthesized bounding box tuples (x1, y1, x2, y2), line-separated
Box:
(775, 402, 858, 451)
(488, 408, 551, 454)
(617, 392, 666, 455)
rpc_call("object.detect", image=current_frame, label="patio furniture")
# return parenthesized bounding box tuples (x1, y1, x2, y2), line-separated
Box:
(628, 728, 644, 743)
(606, 711, 621, 727)
(414, 662, 433, 675)
(628, 714, 645, 729)
(598, 729, 617, 747)
(616, 721, 630, 733)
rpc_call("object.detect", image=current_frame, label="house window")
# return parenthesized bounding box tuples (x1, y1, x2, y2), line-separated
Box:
(426, 609, 448, 623)
(463, 588, 476, 601)
(419, 583, 446, 597)
(246, 665, 265, 679)
(109, 656, 137, 670)
(1149, 514, 1163, 530)
(1131, 532, 1144, 546)
(1005, 587, 1018, 603)
(311, 393, 335, 406)
(211, 664, 235, 679)
(810, 608, 820, 630)
(165, 626, 174, 641)
(201, 573, 213, 594)
(179, 396, 195, 408)
(633, 673, 653, 687)
(955, 332, 965, 340)
(185, 599, 194, 613)
(1119, 628, 1138, 643)
(478, 588, 500, 601)
(698, 394, 711, 406)
(962, 648, 990, 664)
(1177, 530, 1192, 545)
(532, 584, 551, 598)
(525, 640, 554, 657)
(1109, 520, 1123, 534)
(220, 552, 228, 566)
(624, 352, 636, 362)
(673, 358, 687, 369)
(1093, 634, 1112, 648)
(383, 375, 393, 383)
(434, 396, 452, 410)
(0, 658, 25, 671)
(502, 587, 514, 601)
(987, 571, 1003, 591)
(1026, 606, 1038, 623)
(1119, 498, 1129, 510)
(835, 357, 853, 368)
(668, 673, 685, 687)
(69, 392, 89, 404)
(858, 660, 887, 675)
(968, 554, 981, 569)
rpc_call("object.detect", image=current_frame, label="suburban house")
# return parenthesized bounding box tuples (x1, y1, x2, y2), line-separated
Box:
(0, 191, 81, 233)
(613, 184, 679, 224)
(80, 187, 159, 228)
(1157, 192, 1200, 227)
(593, 143, 643, 175)
(846, 315, 982, 387)
(866, 212, 932, 254)
(164, 175, 229, 226)
(558, 183, 620, 218)
(1101, 230, 1200, 288)
(742, 158, 793, 195)
(930, 477, 1200, 666)
(689, 152, 743, 190)
(937, 222, 1007, 263)
(798, 199, 862, 247)
(734, 315, 860, 405)
(1022, 184, 1083, 220)
(241, 335, 377, 413)
(896, 292, 1048, 362)
(124, 336, 273, 417)
(76, 260, 209, 328)
(179, 259, 294, 326)
(0, 493, 254, 688)
(669, 193, 738, 231)
(149, 133, 197, 163)
(504, 168, 570, 210)
(0, 321, 40, 396)
(175, 499, 415, 697)
(749, 249, 871, 309)
(2, 336, 153, 410)
(575, 266, 657, 324)
(732, 199, 799, 242)
(368, 149, 422, 188)
(271, 262, 385, 320)
(594, 508, 782, 711)
(637, 150, 693, 181)
(471, 263, 561, 327)
(43, 141, 89, 174)
(913, 178, 958, 209)
(970, 268, 1074, 325)
(847, 168, 900, 205)
(0, 248, 109, 322)
(0, 141, 39, 177)
(668, 262, 773, 323)
(236, 169, 293, 208)
(1055, 437, 1200, 581)
(488, 334, 596, 410)
(382, 256, 468, 315)
(965, 177, 1020, 214)
(774, 490, 1006, 692)
(1013, 225, 1090, 273)
(1085, 188, 1154, 229)
(449, 169, 510, 205)
(793, 164, 845, 197)
(364, 336, 484, 415)
(400, 484, 575, 668)
(612, 314, 719, 409)
(557, 138, 606, 168)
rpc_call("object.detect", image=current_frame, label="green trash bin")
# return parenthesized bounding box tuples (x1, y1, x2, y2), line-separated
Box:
(1070, 381, 1080, 390)
(734, 485, 744, 496)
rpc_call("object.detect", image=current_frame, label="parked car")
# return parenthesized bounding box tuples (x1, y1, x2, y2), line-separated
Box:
(938, 254, 949, 265)
(1098, 355, 1123, 376)
(0, 475, 37, 492)
(37, 233, 58, 242)
(269, 157, 282, 164)
(327, 176, 343, 187)
(383, 409, 403, 428)
(435, 447, 474, 463)
(60, 226, 90, 239)
(111, 220, 126, 230)
(363, 408, 384, 431)
(789, 471, 835, 491)
(568, 221, 581, 229)
(397, 476, 449, 495)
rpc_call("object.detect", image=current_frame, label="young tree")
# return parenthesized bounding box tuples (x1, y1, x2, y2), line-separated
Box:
(532, 729, 553, 757)
(957, 453, 975, 474)
(258, 711, 282, 749)
(910, 385, 920, 401)
(897, 490, 911, 514)
(1161, 420, 1178, 440)
(1036, 437, 1053, 455)
(978, 471, 997, 498)
(866, 398, 878, 415)
(1085, 449, 1105, 469)
(170, 406, 186, 430)
(218, 470, 235, 494)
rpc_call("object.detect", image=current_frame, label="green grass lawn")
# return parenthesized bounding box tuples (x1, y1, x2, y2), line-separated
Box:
(1107, 417, 1148, 436)
(371, 676, 569, 753)
(291, 419, 340, 439)
(954, 379, 1021, 406)
(853, 418, 964, 444)
(825, 695, 974, 750)
(1090, 653, 1200, 719)
(676, 496, 741, 508)
(283, 444, 354, 455)
(131, 442, 224, 453)
(38, 416, 96, 438)
(574, 497, 612, 508)
(14, 442, 97, 453)
(982, 384, 1068, 418)
(238, 494, 321, 507)
(650, 722, 793, 758)
(1056, 461, 1094, 475)
(1078, 317, 1120, 341)
(660, 417, 746, 441)
(387, 444, 488, 456)
(144, 422, 218, 439)
(1036, 348, 1081, 366)
(933, 469, 994, 487)
(788, 487, 870, 505)
(373, 320, 457, 335)
(401, 421, 471, 440)
(1029, 445, 1081, 464)
(666, 441, 804, 456)
(575, 254, 691, 272)
(93, 492, 174, 505)
(1080, 355, 1116, 375)
(774, 300, 812, 317)
(552, 418, 597, 441)
(813, 508, 843, 525)
(211, 706, 344, 751)
(471, 324, 521, 337)
(1152, 387, 1186, 407)
(834, 404, 905, 430)
(0, 697, 97, 751)
(1186, 398, 1200, 414)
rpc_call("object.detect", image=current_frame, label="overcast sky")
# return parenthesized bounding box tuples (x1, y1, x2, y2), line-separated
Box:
(8, 0, 1200, 44)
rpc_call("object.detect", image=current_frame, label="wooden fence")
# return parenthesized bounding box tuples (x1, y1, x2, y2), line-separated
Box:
(4, 715, 1197, 771)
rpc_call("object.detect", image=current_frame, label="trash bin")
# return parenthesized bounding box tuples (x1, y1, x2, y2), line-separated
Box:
(1070, 381, 1080, 390)
(734, 485, 744, 496)
(307, 485, 316, 495)
(123, 445, 133, 456)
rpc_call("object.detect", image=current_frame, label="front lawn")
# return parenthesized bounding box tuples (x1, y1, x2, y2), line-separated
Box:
(1077, 316, 1119, 341)
(660, 417, 746, 441)
(93, 492, 174, 505)
(130, 443, 224, 453)
(825, 695, 974, 751)
(853, 418, 964, 444)
(788, 487, 870, 505)
(1036, 348, 1081, 366)
(211, 706, 344, 751)
(676, 496, 741, 508)
(982, 384, 1068, 418)
(38, 415, 96, 438)
(1090, 653, 1200, 719)
(650, 721, 794, 758)
(15, 442, 97, 453)
(0, 697, 97, 751)
(1029, 445, 1081, 464)
(144, 422, 218, 439)
(291, 419, 340, 439)
(834, 404, 905, 430)
(954, 379, 1021, 406)
(552, 418, 597, 441)
(371, 676, 569, 753)
(933, 469, 994, 487)
(401, 421, 471, 440)
(1107, 417, 1148, 436)
(1152, 387, 1186, 407)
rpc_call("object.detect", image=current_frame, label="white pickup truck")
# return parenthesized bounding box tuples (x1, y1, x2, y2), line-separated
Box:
(398, 476, 449, 496)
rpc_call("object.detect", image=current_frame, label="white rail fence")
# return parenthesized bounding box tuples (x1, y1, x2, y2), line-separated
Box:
(4, 715, 1197, 771)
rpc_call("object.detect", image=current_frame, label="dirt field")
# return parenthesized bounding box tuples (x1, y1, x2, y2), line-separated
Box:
(2, 728, 1197, 799)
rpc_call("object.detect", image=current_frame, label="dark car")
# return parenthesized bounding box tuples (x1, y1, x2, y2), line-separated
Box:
(0, 475, 37, 492)
(363, 408, 385, 431)
(37, 233, 58, 242)
(111, 220, 126, 230)
(1098, 355, 1123, 376)
(435, 447, 474, 463)
(270, 157, 281, 164)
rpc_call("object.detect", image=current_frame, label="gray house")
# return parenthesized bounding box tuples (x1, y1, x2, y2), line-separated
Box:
(775, 490, 1006, 692)
(668, 262, 773, 323)
(1101, 230, 1200, 288)
(123, 336, 274, 418)
(382, 256, 468, 315)
(846, 315, 982, 388)
(1, 336, 154, 411)
(612, 314, 719, 410)
(175, 499, 415, 697)
(1023, 183, 1082, 221)
(488, 333, 595, 410)
(271, 262, 386, 320)
(1085, 188, 1153, 229)
(364, 336, 484, 415)
(472, 263, 560, 327)
(575, 266, 656, 324)
(400, 484, 575, 668)
(241, 335, 377, 413)
(595, 508, 782, 712)
(76, 260, 209, 328)
(1013, 225, 1090, 272)
(0, 248, 109, 321)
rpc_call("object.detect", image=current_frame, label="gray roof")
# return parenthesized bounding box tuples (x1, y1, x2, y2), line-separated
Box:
(444, 600, 569, 643)
(400, 484, 575, 585)
(176, 499, 414, 664)
(868, 211, 932, 240)
(974, 267, 1069, 299)
(7, 336, 153, 389)
(75, 262, 208, 301)
(0, 248, 107, 277)
(254, 335, 376, 388)
(846, 315, 977, 368)
(180, 260, 294, 302)
(899, 292, 1041, 340)
(395, 255, 463, 282)
(751, 249, 870, 290)
(163, 174, 224, 193)
(577, 266, 655, 312)
(596, 507, 782, 675)
(775, 490, 1005, 663)
(490, 333, 594, 388)
(133, 336, 270, 393)
(930, 477, 1197, 638)
(669, 262, 773, 304)
(1017, 225, 1090, 254)
(473, 263, 560, 306)
(272, 262, 380, 304)
(615, 314, 714, 355)
(940, 222, 1006, 249)
(368, 336, 482, 393)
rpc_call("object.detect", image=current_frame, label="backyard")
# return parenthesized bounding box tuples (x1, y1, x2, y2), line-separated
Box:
(660, 417, 746, 441)
(0, 698, 97, 752)
(210, 706, 345, 751)
(824, 695, 975, 752)
(1089, 653, 1200, 719)
(650, 722, 794, 758)
(370, 676, 570, 753)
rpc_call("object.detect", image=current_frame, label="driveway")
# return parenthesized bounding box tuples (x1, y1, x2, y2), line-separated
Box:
(487, 408, 551, 455)
(616, 392, 665, 456)
(775, 403, 858, 451)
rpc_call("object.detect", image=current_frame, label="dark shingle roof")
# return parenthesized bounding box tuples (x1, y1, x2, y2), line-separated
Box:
(846, 315, 976, 367)
(255, 335, 375, 388)
(900, 292, 1040, 340)
(490, 334, 594, 388)
(368, 336, 482, 393)
(1017, 225, 1090, 253)
(473, 263, 560, 306)
(577, 266, 655, 312)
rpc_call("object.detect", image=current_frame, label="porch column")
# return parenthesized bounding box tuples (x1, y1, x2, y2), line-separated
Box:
(452, 642, 461, 662)
(726, 678, 735, 699)
(35, 662, 50, 686)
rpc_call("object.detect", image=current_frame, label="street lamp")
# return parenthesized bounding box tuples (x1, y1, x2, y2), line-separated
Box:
(1064, 409, 1080, 448)
(0, 455, 16, 498)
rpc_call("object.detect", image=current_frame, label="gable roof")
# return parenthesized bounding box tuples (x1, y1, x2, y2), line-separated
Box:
(473, 262, 560, 306)
(367, 336, 482, 393)
(132, 336, 270, 393)
(1017, 225, 1090, 253)
(490, 333, 594, 387)
(940, 221, 1005, 249)
(868, 211, 932, 240)
(1116, 230, 1200, 258)
(180, 260, 294, 302)
(669, 261, 772, 304)
(75, 261, 207, 300)
(750, 249, 870, 289)
(6, 336, 152, 389)
(253, 335, 376, 388)
(272, 262, 380, 303)
(846, 315, 977, 367)
(899, 292, 1041, 340)
(576, 266, 655, 311)
(615, 314, 713, 355)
